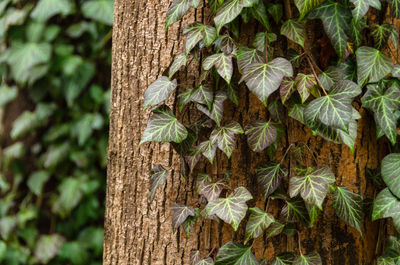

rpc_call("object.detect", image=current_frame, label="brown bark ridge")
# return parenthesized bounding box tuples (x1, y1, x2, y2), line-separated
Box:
(104, 1, 392, 264)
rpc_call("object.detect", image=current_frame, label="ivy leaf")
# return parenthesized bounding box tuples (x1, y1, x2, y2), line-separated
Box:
(169, 54, 187, 78)
(236, 47, 265, 73)
(371, 24, 398, 50)
(171, 203, 195, 229)
(281, 197, 310, 224)
(356, 46, 393, 86)
(388, 0, 400, 18)
(216, 241, 259, 265)
(184, 23, 217, 53)
(266, 221, 285, 238)
(350, 18, 366, 46)
(203, 53, 233, 83)
(244, 207, 274, 243)
(308, 1, 352, 58)
(318, 66, 344, 91)
(305, 80, 361, 132)
(205, 187, 253, 230)
(245, 120, 277, 152)
(272, 253, 296, 265)
(240, 58, 293, 106)
(256, 162, 288, 198)
(392, 65, 400, 78)
(196, 258, 215, 265)
(295, 74, 316, 103)
(198, 180, 225, 201)
(197, 90, 228, 126)
(210, 121, 244, 158)
(166, 0, 196, 29)
(149, 164, 169, 201)
(249, 0, 270, 30)
(280, 19, 306, 48)
(381, 153, 400, 198)
(191, 84, 214, 110)
(289, 166, 336, 209)
(377, 257, 396, 265)
(143, 76, 177, 109)
(361, 84, 400, 145)
(280, 78, 296, 104)
(178, 88, 194, 112)
(372, 188, 400, 233)
(199, 140, 218, 164)
(268, 4, 283, 24)
(215, 35, 237, 55)
(350, 0, 381, 19)
(333, 186, 363, 233)
(214, 0, 257, 32)
(306, 202, 320, 227)
(140, 105, 188, 144)
(293, 253, 322, 265)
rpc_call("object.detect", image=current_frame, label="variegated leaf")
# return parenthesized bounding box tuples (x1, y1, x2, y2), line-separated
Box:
(197, 91, 227, 126)
(245, 120, 277, 152)
(356, 46, 393, 86)
(294, 0, 325, 19)
(289, 166, 336, 209)
(237, 46, 265, 73)
(372, 188, 400, 233)
(150, 164, 168, 201)
(361, 84, 400, 145)
(240, 58, 293, 106)
(199, 140, 218, 164)
(272, 253, 296, 265)
(203, 53, 233, 83)
(268, 4, 283, 24)
(306, 202, 320, 227)
(205, 187, 253, 230)
(295, 74, 316, 103)
(371, 23, 398, 50)
(198, 180, 226, 201)
(256, 162, 288, 198)
(245, 207, 274, 243)
(381, 153, 400, 198)
(216, 241, 259, 265)
(293, 253, 322, 265)
(250, 0, 270, 30)
(318, 66, 344, 91)
(377, 257, 396, 265)
(191, 84, 214, 110)
(308, 1, 352, 58)
(304, 80, 361, 132)
(166, 0, 196, 29)
(388, 0, 400, 18)
(140, 105, 188, 144)
(184, 22, 217, 53)
(392, 65, 400, 77)
(333, 186, 363, 233)
(210, 121, 244, 158)
(169, 53, 187, 78)
(171, 203, 195, 229)
(144, 76, 177, 109)
(280, 19, 306, 48)
(280, 77, 296, 104)
(266, 221, 285, 238)
(350, 0, 381, 19)
(281, 197, 310, 224)
(214, 0, 258, 32)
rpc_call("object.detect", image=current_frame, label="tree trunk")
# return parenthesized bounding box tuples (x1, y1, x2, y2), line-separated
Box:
(104, 1, 392, 264)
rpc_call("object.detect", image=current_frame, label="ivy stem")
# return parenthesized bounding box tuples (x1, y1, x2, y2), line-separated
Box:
(297, 230, 303, 255)
(303, 143, 318, 165)
(207, 247, 215, 257)
(279, 143, 294, 164)
(306, 55, 328, 96)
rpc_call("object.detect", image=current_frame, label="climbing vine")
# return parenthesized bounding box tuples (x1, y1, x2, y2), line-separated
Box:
(141, 0, 400, 264)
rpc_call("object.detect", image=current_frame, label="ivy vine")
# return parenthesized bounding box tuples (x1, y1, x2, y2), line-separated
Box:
(142, 0, 400, 264)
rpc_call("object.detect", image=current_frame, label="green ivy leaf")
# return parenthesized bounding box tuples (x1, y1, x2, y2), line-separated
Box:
(34, 234, 65, 264)
(280, 19, 306, 48)
(191, 84, 214, 110)
(140, 105, 188, 144)
(237, 47, 265, 73)
(199, 140, 218, 163)
(216, 241, 259, 265)
(267, 4, 283, 24)
(31, 0, 74, 22)
(306, 202, 320, 227)
(392, 65, 400, 77)
(377, 257, 396, 265)
(289, 166, 335, 209)
(214, 0, 258, 32)
(256, 162, 288, 198)
(350, 18, 366, 46)
(197, 90, 228, 126)
(266, 220, 285, 238)
(169, 53, 187, 78)
(150, 164, 169, 201)
(240, 58, 293, 106)
(171, 203, 195, 229)
(280, 78, 296, 104)
(308, 1, 352, 58)
(198, 180, 225, 201)
(293, 253, 322, 265)
(282, 197, 310, 224)
(143, 76, 177, 109)
(350, 0, 381, 19)
(81, 0, 113, 25)
(388, 0, 400, 18)
(244, 207, 274, 243)
(295, 0, 325, 19)
(361, 84, 400, 145)
(295, 73, 316, 103)
(381, 153, 400, 198)
(245, 120, 277, 152)
(184, 22, 217, 53)
(205, 187, 253, 230)
(203, 53, 233, 84)
(191, 251, 215, 265)
(371, 24, 398, 50)
(372, 188, 400, 233)
(333, 186, 363, 233)
(356, 46, 393, 86)
(249, 0, 270, 30)
(272, 253, 296, 265)
(166, 0, 197, 29)
(318, 66, 344, 90)
(305, 80, 361, 132)
(210, 121, 244, 158)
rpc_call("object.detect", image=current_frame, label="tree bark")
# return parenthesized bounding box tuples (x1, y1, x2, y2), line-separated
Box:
(104, 1, 392, 264)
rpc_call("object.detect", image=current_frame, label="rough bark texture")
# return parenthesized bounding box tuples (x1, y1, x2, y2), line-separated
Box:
(104, 1, 393, 264)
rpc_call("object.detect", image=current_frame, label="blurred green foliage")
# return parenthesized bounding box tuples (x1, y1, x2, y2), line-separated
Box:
(0, 0, 113, 264)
